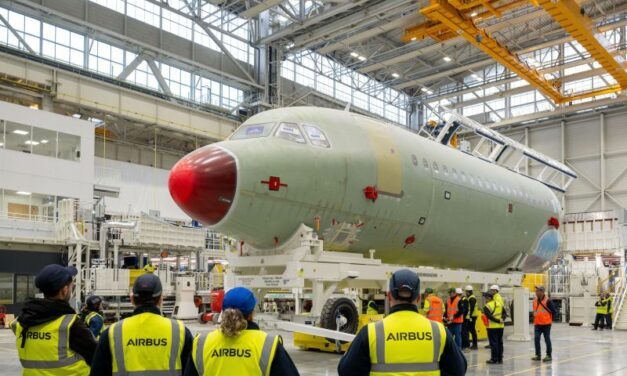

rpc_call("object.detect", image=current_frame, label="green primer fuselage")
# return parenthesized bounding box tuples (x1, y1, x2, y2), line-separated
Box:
(207, 107, 561, 272)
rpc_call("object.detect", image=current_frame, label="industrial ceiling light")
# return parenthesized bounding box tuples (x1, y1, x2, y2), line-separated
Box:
(421, 87, 429, 92)
(392, 73, 400, 78)
(410, 37, 417, 41)
(443, 56, 452, 62)
(13, 129, 29, 135)
(16, 191, 31, 196)
(358, 56, 367, 61)
(25, 140, 40, 146)
(471, 73, 480, 79)
(350, 52, 359, 57)
(470, 12, 478, 17)
(427, 90, 434, 95)
(40, 139, 49, 144)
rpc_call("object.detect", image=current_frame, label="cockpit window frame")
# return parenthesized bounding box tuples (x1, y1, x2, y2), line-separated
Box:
(302, 124, 331, 148)
(274, 122, 307, 144)
(229, 122, 276, 140)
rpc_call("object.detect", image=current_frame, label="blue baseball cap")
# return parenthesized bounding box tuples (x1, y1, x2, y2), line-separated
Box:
(223, 287, 257, 316)
(133, 274, 163, 298)
(35, 264, 77, 295)
(389, 269, 420, 301)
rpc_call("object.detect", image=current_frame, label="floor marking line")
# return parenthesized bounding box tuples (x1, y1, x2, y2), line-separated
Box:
(502, 347, 617, 376)
(467, 342, 582, 368)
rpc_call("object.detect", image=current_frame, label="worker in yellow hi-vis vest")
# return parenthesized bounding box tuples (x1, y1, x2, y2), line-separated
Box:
(482, 291, 504, 365)
(188, 287, 299, 375)
(12, 264, 97, 375)
(83, 295, 105, 340)
(89, 274, 194, 375)
(338, 269, 467, 375)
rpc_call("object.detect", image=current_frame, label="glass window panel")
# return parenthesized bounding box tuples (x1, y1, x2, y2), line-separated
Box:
(30, 193, 55, 221)
(303, 125, 330, 148)
(5, 121, 32, 153)
(230, 123, 274, 140)
(275, 122, 305, 144)
(4, 189, 33, 219)
(31, 127, 56, 158)
(0, 273, 12, 304)
(57, 131, 81, 161)
(15, 275, 37, 303)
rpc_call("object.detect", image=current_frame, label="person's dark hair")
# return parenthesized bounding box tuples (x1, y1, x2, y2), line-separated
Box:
(133, 294, 160, 307)
(43, 279, 72, 298)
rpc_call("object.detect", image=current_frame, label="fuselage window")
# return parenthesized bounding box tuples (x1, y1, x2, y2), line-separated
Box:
(230, 122, 275, 140)
(469, 174, 475, 185)
(443, 165, 449, 175)
(433, 162, 439, 173)
(275, 122, 306, 144)
(477, 177, 483, 188)
(423, 158, 430, 170)
(452, 168, 457, 179)
(303, 124, 330, 148)
(461, 171, 467, 183)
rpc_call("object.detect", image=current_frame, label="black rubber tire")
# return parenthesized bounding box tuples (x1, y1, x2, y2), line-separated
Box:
(319, 297, 359, 335)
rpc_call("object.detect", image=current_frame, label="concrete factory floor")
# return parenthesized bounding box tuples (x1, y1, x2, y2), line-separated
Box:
(0, 323, 626, 375)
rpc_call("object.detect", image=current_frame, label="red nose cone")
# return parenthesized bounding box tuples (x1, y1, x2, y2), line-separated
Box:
(168, 147, 237, 225)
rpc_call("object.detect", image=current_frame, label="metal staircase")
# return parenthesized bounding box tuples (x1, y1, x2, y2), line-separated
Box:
(613, 265, 627, 330)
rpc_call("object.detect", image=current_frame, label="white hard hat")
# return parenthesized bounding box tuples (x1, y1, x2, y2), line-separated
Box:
(455, 288, 463, 294)
(490, 285, 500, 291)
(465, 285, 473, 291)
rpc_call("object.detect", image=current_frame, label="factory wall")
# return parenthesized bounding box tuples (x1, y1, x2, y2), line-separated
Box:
(0, 249, 65, 314)
(94, 157, 188, 221)
(95, 139, 182, 170)
(492, 107, 627, 214)
(0, 101, 94, 204)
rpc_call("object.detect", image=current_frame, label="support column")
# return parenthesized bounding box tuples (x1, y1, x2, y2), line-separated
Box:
(600, 112, 605, 211)
(508, 287, 530, 341)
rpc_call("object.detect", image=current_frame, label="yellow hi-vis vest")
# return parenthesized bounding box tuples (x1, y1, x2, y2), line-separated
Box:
(485, 301, 505, 329)
(85, 311, 105, 340)
(596, 300, 606, 314)
(192, 329, 279, 376)
(493, 293, 504, 307)
(109, 312, 185, 375)
(608, 297, 614, 314)
(367, 310, 446, 375)
(465, 295, 480, 319)
(13, 314, 90, 376)
(367, 301, 379, 315)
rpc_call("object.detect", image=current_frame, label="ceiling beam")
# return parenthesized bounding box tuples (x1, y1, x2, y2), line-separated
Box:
(257, 0, 370, 45)
(290, 0, 410, 49)
(240, 0, 285, 19)
(317, 12, 421, 54)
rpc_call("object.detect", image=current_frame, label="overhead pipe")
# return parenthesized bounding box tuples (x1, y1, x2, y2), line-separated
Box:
(99, 221, 137, 260)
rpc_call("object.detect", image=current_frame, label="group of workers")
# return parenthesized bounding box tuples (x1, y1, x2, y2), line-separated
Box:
(11, 263, 299, 375)
(593, 292, 614, 330)
(421, 284, 559, 364)
(12, 263, 565, 375)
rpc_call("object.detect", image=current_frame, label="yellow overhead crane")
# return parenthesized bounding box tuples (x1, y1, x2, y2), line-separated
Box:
(535, 0, 627, 89)
(403, 0, 625, 104)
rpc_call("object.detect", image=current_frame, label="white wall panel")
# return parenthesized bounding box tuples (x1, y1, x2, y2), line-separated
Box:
(94, 157, 188, 220)
(495, 108, 627, 214)
(0, 101, 94, 202)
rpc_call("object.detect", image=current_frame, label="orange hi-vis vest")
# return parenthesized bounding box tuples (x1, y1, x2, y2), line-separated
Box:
(447, 296, 463, 324)
(533, 296, 552, 325)
(426, 295, 444, 323)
